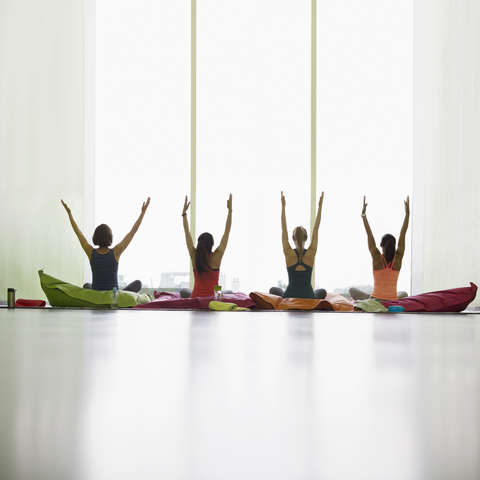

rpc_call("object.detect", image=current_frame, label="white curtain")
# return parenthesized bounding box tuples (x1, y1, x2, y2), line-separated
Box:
(413, 0, 480, 303)
(0, 0, 87, 299)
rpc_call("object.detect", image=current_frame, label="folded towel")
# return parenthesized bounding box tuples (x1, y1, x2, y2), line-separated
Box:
(353, 298, 388, 312)
(15, 299, 46, 307)
(209, 301, 249, 311)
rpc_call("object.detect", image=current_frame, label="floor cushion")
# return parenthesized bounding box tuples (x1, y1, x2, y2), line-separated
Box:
(15, 299, 47, 307)
(249, 292, 355, 312)
(381, 283, 477, 313)
(39, 270, 152, 308)
(133, 291, 256, 310)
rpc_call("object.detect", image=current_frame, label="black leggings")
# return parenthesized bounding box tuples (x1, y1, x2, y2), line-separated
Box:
(83, 279, 142, 293)
(269, 286, 327, 300)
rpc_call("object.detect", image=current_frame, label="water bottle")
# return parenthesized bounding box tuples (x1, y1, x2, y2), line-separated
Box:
(7, 288, 16, 308)
(111, 287, 119, 309)
(214, 285, 223, 301)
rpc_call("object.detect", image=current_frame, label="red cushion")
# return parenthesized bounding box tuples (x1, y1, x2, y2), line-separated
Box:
(381, 283, 477, 313)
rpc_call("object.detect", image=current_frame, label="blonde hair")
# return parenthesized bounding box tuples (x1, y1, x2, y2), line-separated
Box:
(292, 226, 308, 262)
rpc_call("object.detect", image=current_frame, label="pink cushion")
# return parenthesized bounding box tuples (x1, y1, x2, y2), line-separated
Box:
(381, 283, 477, 313)
(133, 292, 256, 310)
(15, 298, 46, 307)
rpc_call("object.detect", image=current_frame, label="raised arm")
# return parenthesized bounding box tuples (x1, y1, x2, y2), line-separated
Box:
(114, 197, 150, 258)
(61, 200, 93, 258)
(182, 196, 196, 263)
(307, 192, 324, 255)
(394, 196, 410, 267)
(281, 191, 292, 255)
(211, 194, 233, 267)
(361, 196, 382, 267)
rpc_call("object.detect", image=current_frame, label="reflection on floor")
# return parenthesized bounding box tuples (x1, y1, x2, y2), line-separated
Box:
(0, 308, 479, 480)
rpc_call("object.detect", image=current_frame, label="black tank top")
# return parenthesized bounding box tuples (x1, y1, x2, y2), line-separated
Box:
(90, 249, 119, 291)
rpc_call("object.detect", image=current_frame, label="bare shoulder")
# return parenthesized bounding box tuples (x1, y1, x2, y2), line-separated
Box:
(393, 249, 404, 270)
(209, 249, 224, 269)
(302, 248, 316, 267)
(284, 248, 299, 268)
(371, 249, 383, 270)
(84, 244, 94, 260)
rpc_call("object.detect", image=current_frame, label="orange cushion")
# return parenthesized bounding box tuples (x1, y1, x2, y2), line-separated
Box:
(249, 292, 355, 312)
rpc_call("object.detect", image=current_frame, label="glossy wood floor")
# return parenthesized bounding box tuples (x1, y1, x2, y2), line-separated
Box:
(0, 307, 479, 480)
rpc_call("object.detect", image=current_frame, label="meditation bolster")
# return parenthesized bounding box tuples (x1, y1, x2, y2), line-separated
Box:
(249, 292, 355, 312)
(381, 283, 478, 313)
(133, 291, 255, 310)
(39, 270, 152, 308)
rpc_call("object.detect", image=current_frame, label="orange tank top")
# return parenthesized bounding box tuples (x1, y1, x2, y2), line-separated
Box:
(371, 255, 399, 301)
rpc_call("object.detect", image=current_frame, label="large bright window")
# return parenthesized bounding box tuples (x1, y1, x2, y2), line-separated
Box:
(316, 0, 413, 294)
(196, 0, 310, 293)
(95, 0, 190, 289)
(95, 0, 413, 295)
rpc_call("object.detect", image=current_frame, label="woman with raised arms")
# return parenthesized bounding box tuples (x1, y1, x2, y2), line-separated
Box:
(61, 198, 150, 292)
(270, 191, 326, 299)
(182, 194, 233, 298)
(349, 196, 410, 301)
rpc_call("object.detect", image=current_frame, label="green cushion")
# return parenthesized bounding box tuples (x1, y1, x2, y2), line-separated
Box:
(39, 270, 152, 308)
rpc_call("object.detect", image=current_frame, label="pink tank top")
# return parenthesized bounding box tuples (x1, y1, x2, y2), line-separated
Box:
(371, 255, 399, 301)
(191, 267, 220, 298)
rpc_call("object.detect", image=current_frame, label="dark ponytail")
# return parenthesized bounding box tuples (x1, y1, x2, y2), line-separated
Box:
(381, 233, 396, 265)
(195, 232, 214, 275)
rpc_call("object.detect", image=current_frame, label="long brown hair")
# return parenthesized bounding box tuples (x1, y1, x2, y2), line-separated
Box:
(292, 226, 308, 263)
(195, 232, 214, 275)
(381, 233, 396, 265)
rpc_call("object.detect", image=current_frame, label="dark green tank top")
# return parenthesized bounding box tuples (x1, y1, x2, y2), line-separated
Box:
(283, 249, 315, 299)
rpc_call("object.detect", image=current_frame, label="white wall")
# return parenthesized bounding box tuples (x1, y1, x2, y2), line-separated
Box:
(414, 0, 480, 304)
(0, 0, 87, 301)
